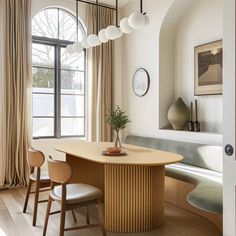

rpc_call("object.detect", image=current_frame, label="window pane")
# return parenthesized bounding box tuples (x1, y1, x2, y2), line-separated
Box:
(32, 44, 55, 68)
(61, 95, 84, 116)
(32, 67, 54, 92)
(33, 118, 54, 137)
(61, 118, 84, 136)
(61, 70, 84, 94)
(33, 94, 54, 117)
(61, 48, 84, 71)
(59, 10, 76, 41)
(32, 8, 58, 38)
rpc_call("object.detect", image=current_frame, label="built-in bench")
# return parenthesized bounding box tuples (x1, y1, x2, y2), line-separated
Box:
(125, 135, 223, 232)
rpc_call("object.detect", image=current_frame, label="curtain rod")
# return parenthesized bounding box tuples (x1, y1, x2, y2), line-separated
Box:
(77, 0, 116, 11)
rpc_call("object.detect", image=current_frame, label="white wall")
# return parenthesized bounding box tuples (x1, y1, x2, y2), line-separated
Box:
(175, 0, 223, 133)
(121, 0, 223, 143)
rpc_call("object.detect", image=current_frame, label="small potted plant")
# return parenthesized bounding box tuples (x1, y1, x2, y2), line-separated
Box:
(106, 106, 131, 149)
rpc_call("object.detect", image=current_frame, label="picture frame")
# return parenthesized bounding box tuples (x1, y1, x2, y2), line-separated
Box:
(194, 40, 223, 96)
(132, 68, 150, 97)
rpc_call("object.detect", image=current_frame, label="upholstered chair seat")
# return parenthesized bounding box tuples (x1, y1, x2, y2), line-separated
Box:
(30, 170, 50, 182)
(50, 183, 103, 204)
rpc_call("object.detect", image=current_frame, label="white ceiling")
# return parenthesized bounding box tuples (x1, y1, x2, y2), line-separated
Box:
(87, 0, 132, 8)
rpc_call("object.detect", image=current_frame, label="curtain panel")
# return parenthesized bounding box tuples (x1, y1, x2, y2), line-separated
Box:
(0, 0, 5, 187)
(0, 0, 32, 188)
(86, 5, 114, 142)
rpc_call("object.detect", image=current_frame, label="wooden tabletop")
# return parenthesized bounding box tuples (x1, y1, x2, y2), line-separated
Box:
(55, 141, 183, 166)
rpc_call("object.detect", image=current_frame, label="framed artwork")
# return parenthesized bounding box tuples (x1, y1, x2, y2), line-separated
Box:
(194, 40, 223, 95)
(132, 68, 150, 97)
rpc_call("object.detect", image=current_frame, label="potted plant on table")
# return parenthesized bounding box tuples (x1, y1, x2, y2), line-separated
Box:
(106, 106, 131, 149)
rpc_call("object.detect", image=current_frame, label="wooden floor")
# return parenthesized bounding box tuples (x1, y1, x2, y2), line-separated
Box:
(0, 188, 221, 236)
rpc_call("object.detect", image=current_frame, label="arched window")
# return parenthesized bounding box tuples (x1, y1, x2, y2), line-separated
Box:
(32, 8, 86, 138)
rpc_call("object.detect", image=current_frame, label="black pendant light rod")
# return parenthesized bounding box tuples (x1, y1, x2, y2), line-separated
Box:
(96, 0, 99, 34)
(76, 0, 79, 41)
(77, 0, 116, 11)
(140, 0, 143, 13)
(140, 0, 147, 15)
(116, 0, 119, 27)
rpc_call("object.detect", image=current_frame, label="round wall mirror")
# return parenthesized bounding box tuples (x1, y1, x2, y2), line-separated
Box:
(132, 68, 150, 97)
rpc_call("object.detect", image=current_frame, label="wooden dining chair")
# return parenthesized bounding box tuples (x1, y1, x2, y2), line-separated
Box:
(43, 158, 106, 236)
(23, 148, 51, 226)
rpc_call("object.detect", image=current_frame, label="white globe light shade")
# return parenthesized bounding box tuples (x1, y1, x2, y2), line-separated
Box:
(128, 12, 146, 29)
(115, 27, 123, 39)
(87, 34, 101, 47)
(105, 25, 123, 40)
(81, 37, 90, 49)
(120, 17, 133, 34)
(144, 14, 150, 27)
(98, 29, 108, 43)
(72, 42, 83, 54)
(66, 44, 74, 54)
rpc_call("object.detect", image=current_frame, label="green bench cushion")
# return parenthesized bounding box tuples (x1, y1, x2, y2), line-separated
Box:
(125, 135, 222, 173)
(188, 183, 222, 214)
(124, 135, 223, 214)
(166, 163, 222, 214)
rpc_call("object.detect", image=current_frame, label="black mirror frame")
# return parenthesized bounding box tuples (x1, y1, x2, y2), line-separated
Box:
(132, 68, 150, 97)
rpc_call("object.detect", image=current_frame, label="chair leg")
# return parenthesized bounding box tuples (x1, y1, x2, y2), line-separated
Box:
(85, 207, 90, 225)
(43, 197, 52, 236)
(97, 200, 106, 236)
(33, 180, 40, 226)
(60, 203, 66, 236)
(23, 179, 33, 213)
(71, 210, 77, 223)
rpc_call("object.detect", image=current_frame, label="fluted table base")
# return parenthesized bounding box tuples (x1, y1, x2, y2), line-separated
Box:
(104, 164, 165, 233)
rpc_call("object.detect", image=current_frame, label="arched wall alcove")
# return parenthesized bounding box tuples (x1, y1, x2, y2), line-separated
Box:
(159, 0, 223, 135)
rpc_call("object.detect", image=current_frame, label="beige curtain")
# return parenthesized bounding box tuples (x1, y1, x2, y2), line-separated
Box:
(0, 0, 32, 188)
(86, 5, 114, 142)
(0, 0, 5, 187)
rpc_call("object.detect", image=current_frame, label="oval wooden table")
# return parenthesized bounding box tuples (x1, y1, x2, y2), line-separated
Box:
(55, 141, 183, 233)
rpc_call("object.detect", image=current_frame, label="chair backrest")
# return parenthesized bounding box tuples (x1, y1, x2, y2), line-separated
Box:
(28, 148, 45, 168)
(47, 158, 72, 184)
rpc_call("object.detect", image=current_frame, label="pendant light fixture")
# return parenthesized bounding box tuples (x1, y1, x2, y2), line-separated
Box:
(120, 17, 133, 34)
(67, 0, 150, 52)
(81, 37, 90, 49)
(72, 42, 83, 53)
(98, 29, 108, 43)
(104, 0, 123, 40)
(121, 0, 150, 33)
(67, 44, 74, 54)
(128, 0, 149, 29)
(87, 0, 102, 47)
